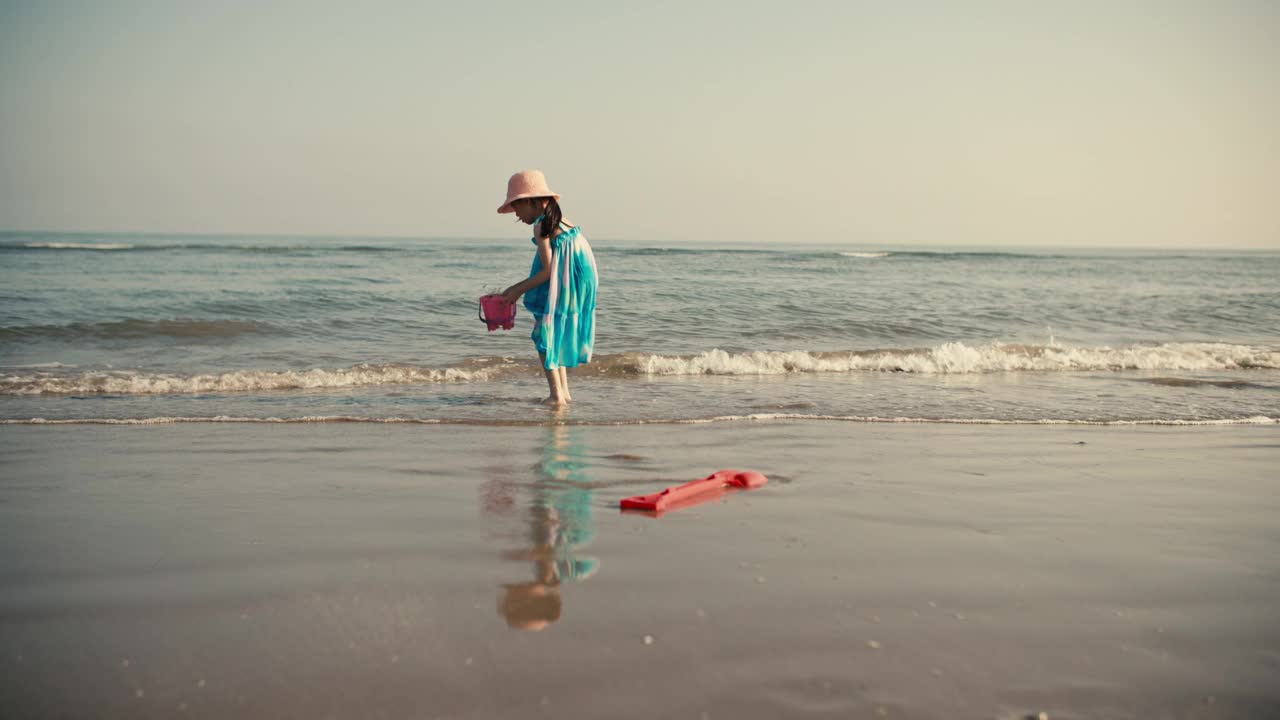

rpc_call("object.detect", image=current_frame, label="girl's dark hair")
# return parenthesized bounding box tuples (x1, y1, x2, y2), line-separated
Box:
(539, 197, 562, 239)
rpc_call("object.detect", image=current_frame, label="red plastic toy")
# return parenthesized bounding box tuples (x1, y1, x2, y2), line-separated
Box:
(478, 294, 517, 331)
(620, 469, 768, 514)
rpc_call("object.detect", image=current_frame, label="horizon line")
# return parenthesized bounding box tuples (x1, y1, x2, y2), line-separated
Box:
(0, 228, 1276, 252)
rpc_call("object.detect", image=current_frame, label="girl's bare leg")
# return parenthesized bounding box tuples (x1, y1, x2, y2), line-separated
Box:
(557, 367, 571, 402)
(539, 354, 567, 407)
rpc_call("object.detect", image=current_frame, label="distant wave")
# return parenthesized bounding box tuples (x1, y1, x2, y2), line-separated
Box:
(0, 319, 273, 341)
(3, 414, 1274, 426)
(610, 247, 1063, 260)
(17, 242, 134, 250)
(4, 342, 1277, 395)
(879, 250, 1064, 259)
(0, 241, 416, 254)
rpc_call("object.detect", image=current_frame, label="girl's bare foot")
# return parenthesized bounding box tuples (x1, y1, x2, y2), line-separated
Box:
(542, 396, 568, 408)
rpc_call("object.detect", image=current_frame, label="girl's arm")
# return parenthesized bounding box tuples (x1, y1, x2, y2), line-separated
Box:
(502, 236, 554, 304)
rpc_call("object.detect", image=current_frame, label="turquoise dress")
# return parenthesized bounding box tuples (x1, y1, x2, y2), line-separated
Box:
(523, 222, 598, 370)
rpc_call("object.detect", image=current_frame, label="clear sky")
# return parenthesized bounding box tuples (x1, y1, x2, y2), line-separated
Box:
(1, 0, 1277, 247)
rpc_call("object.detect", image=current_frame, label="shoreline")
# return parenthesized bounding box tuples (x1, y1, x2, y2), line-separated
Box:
(3, 413, 1277, 426)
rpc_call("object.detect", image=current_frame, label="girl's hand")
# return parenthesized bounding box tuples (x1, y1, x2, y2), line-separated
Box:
(502, 285, 522, 305)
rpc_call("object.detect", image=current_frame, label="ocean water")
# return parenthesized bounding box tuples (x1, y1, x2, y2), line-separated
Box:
(1, 231, 1278, 426)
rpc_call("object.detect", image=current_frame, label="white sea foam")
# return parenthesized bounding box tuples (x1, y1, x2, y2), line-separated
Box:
(656, 413, 1278, 426)
(21, 242, 135, 250)
(635, 343, 1280, 375)
(839, 252, 890, 258)
(0, 416, 443, 425)
(2, 414, 1274, 426)
(0, 363, 503, 395)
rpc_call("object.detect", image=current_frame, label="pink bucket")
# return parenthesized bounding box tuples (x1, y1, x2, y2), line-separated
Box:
(478, 294, 517, 331)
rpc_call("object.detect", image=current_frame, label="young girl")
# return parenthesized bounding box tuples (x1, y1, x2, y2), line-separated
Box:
(498, 170, 598, 408)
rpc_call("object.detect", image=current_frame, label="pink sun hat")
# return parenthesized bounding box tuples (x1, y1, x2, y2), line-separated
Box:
(497, 169, 560, 214)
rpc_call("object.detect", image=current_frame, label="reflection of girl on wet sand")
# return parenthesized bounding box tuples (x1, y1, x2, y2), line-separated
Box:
(498, 425, 598, 631)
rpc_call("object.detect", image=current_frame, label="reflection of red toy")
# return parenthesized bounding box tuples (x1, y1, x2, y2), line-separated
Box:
(620, 470, 768, 514)
(478, 294, 517, 331)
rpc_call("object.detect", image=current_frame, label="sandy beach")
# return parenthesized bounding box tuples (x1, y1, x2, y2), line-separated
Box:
(1, 421, 1277, 719)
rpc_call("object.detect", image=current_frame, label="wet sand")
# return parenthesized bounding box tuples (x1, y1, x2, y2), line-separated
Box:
(1, 421, 1278, 719)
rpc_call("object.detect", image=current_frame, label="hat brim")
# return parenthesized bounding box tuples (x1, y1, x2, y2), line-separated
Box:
(497, 192, 560, 214)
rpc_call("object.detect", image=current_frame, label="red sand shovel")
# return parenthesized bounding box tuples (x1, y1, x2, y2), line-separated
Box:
(620, 469, 768, 515)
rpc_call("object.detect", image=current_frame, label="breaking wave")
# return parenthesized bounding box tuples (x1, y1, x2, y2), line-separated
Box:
(4, 342, 1277, 396)
(627, 343, 1280, 375)
(0, 362, 510, 395)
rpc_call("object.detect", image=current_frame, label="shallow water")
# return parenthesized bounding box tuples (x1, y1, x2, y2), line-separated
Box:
(2, 232, 1278, 424)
